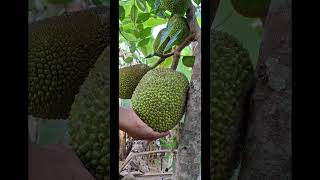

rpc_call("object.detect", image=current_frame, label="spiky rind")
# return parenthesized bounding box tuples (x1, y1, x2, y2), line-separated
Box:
(28, 6, 110, 119)
(210, 30, 253, 180)
(119, 64, 151, 99)
(159, 0, 191, 15)
(131, 68, 189, 132)
(69, 47, 110, 180)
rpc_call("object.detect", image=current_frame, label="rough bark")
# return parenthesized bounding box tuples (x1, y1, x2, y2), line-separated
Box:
(174, 5, 201, 180)
(239, 0, 292, 179)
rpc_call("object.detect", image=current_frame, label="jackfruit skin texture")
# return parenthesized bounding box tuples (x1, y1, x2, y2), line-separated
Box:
(231, 0, 271, 18)
(210, 30, 253, 180)
(131, 68, 189, 132)
(160, 0, 191, 15)
(153, 28, 171, 54)
(28, 6, 110, 119)
(167, 14, 190, 46)
(119, 64, 151, 99)
(69, 46, 110, 180)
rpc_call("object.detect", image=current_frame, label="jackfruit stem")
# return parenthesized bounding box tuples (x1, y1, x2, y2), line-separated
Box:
(151, 33, 196, 70)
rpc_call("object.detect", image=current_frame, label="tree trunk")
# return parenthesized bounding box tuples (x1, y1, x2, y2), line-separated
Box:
(239, 0, 292, 179)
(175, 5, 201, 180)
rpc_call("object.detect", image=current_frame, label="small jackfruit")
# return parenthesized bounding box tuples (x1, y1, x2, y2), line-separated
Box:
(153, 28, 171, 54)
(210, 30, 253, 180)
(69, 46, 110, 180)
(166, 14, 190, 46)
(119, 64, 151, 99)
(231, 0, 271, 18)
(28, 6, 110, 119)
(131, 68, 189, 132)
(159, 0, 191, 15)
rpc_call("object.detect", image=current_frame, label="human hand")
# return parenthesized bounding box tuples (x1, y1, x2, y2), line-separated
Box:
(119, 107, 170, 141)
(28, 143, 95, 180)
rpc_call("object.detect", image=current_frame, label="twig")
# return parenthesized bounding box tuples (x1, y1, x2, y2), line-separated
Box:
(121, 171, 173, 177)
(119, 149, 177, 173)
(136, 172, 173, 177)
(151, 33, 196, 69)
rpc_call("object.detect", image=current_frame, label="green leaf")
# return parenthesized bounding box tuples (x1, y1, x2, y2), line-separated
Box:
(182, 56, 195, 67)
(119, 5, 125, 21)
(130, 5, 138, 24)
(159, 57, 172, 68)
(138, 38, 151, 47)
(121, 31, 137, 42)
(124, 57, 133, 63)
(129, 42, 137, 53)
(146, 0, 156, 9)
(144, 18, 167, 27)
(121, 23, 135, 31)
(137, 24, 144, 31)
(193, 0, 201, 5)
(136, 0, 147, 12)
(139, 27, 152, 38)
(136, 13, 151, 23)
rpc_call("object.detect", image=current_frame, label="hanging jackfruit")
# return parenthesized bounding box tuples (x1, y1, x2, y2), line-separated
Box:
(210, 30, 253, 180)
(131, 68, 189, 132)
(69, 46, 110, 180)
(119, 64, 151, 99)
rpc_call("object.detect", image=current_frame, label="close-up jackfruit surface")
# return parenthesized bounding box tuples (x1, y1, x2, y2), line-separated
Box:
(210, 30, 253, 180)
(131, 68, 189, 132)
(69, 46, 110, 180)
(28, 6, 110, 119)
(159, 0, 191, 15)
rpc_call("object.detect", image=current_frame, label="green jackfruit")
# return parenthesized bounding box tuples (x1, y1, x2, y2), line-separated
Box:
(131, 68, 189, 132)
(28, 6, 110, 119)
(166, 14, 190, 46)
(119, 64, 151, 99)
(69, 46, 110, 180)
(210, 30, 253, 180)
(231, 0, 271, 18)
(159, 0, 191, 15)
(153, 28, 171, 54)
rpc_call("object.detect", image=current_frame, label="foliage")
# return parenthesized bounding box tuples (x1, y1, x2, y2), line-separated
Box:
(119, 0, 201, 81)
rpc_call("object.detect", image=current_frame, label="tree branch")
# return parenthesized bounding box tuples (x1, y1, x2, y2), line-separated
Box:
(151, 33, 196, 69)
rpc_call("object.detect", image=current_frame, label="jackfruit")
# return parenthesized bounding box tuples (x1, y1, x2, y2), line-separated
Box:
(166, 14, 190, 46)
(119, 64, 151, 99)
(210, 30, 253, 180)
(28, 6, 110, 119)
(69, 46, 110, 180)
(231, 0, 271, 18)
(153, 28, 171, 54)
(159, 0, 191, 15)
(131, 68, 189, 132)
